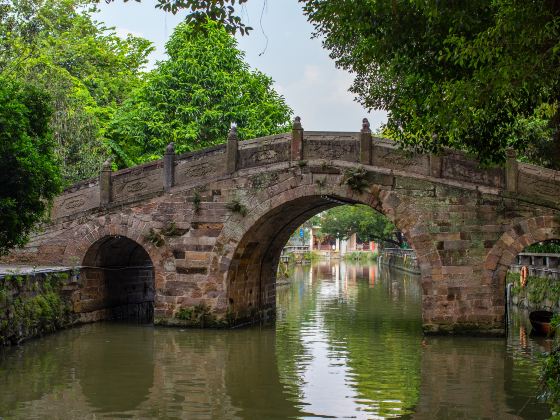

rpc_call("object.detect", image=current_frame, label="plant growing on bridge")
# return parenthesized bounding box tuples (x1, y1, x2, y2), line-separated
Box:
(343, 167, 369, 193)
(161, 222, 187, 237)
(176, 303, 218, 327)
(145, 228, 165, 247)
(192, 191, 202, 214)
(226, 197, 248, 217)
(107, 20, 292, 167)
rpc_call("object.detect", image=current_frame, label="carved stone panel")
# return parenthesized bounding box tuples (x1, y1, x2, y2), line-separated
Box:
(112, 167, 164, 202)
(238, 141, 290, 169)
(175, 153, 224, 186)
(442, 154, 504, 188)
(372, 146, 429, 176)
(303, 133, 358, 161)
(53, 185, 100, 219)
(518, 164, 560, 204)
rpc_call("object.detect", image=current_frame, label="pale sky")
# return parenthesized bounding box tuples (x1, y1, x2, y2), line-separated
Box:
(95, 0, 387, 132)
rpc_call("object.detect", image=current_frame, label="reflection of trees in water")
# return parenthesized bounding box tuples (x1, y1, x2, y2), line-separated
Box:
(408, 335, 550, 419)
(0, 328, 75, 414)
(275, 264, 320, 412)
(0, 324, 155, 416)
(0, 323, 305, 419)
(503, 306, 552, 418)
(276, 261, 423, 418)
(79, 324, 154, 413)
(321, 262, 422, 417)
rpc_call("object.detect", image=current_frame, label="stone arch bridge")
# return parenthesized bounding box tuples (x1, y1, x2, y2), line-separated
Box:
(4, 118, 560, 335)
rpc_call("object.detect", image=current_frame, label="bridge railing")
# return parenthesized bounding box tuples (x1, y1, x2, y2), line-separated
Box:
(51, 117, 560, 221)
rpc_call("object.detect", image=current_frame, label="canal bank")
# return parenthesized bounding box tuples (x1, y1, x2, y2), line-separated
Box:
(378, 248, 420, 274)
(0, 266, 79, 345)
(0, 263, 155, 345)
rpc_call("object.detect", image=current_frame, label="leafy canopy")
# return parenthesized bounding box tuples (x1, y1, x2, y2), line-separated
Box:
(118, 1, 560, 168)
(107, 19, 292, 166)
(0, 78, 61, 255)
(311, 205, 403, 247)
(1, 0, 153, 184)
(302, 0, 560, 168)
(103, 0, 252, 35)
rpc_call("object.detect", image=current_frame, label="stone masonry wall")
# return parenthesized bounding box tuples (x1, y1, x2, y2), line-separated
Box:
(3, 120, 560, 335)
(0, 269, 78, 345)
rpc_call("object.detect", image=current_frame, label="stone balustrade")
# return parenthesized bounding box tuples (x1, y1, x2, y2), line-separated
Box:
(51, 118, 560, 223)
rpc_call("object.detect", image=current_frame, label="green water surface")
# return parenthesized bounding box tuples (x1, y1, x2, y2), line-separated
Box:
(0, 261, 551, 419)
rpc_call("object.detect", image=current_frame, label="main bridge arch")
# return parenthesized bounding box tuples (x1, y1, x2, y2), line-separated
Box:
(211, 180, 442, 326)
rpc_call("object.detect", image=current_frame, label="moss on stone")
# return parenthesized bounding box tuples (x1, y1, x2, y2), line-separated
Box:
(0, 272, 74, 346)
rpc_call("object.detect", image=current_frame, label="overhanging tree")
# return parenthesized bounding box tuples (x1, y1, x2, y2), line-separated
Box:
(107, 19, 292, 166)
(1, 0, 153, 184)
(302, 0, 560, 168)
(112, 0, 560, 169)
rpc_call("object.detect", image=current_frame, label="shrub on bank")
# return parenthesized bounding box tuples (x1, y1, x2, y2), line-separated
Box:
(508, 272, 560, 307)
(343, 251, 377, 262)
(541, 315, 560, 415)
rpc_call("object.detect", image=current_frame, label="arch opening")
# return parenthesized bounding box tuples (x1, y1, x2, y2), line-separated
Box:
(81, 235, 155, 323)
(226, 194, 416, 324)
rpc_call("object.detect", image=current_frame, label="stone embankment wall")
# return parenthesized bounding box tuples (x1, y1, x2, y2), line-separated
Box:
(0, 268, 78, 345)
(378, 249, 420, 274)
(0, 262, 156, 346)
(507, 253, 560, 312)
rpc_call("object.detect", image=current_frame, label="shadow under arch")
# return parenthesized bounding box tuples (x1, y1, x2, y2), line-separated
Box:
(80, 235, 155, 323)
(219, 187, 431, 325)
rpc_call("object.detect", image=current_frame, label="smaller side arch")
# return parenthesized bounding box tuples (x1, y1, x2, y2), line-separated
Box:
(485, 215, 560, 290)
(77, 232, 157, 323)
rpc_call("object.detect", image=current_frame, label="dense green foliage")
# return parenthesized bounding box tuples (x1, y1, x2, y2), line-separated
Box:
(1, 0, 153, 183)
(525, 240, 560, 254)
(0, 78, 61, 255)
(302, 0, 560, 168)
(508, 272, 560, 306)
(509, 270, 560, 413)
(312, 205, 401, 247)
(108, 20, 291, 167)
(0, 272, 71, 345)
(541, 346, 560, 417)
(143, 1, 560, 168)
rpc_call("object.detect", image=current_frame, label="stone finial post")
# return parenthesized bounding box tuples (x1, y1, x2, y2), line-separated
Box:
(164, 142, 175, 192)
(360, 118, 372, 165)
(291, 116, 304, 162)
(429, 154, 442, 178)
(100, 158, 112, 206)
(505, 148, 518, 193)
(226, 124, 238, 174)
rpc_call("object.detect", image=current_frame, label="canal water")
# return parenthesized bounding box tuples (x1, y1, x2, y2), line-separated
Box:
(0, 262, 552, 419)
